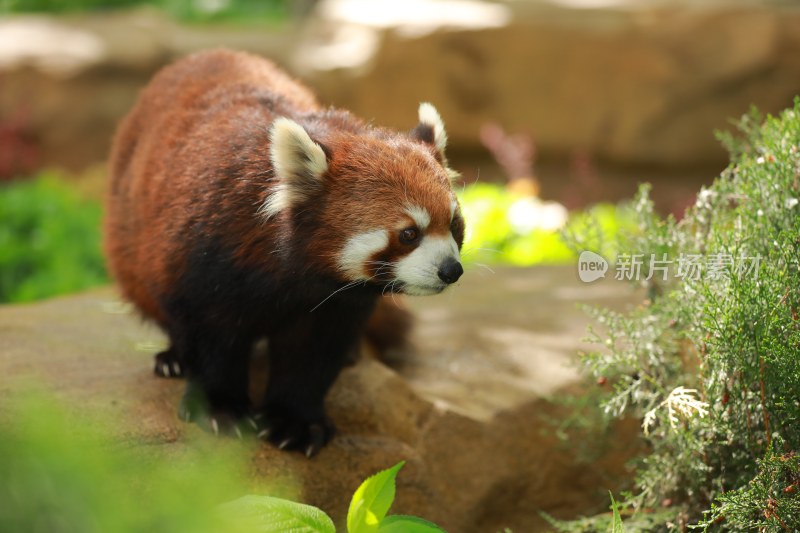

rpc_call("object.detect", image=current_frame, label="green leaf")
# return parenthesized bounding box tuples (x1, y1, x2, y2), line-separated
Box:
(608, 491, 625, 533)
(218, 495, 335, 533)
(347, 461, 405, 533)
(377, 515, 447, 532)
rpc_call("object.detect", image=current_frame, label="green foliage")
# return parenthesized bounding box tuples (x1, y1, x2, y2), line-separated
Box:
(695, 445, 799, 531)
(543, 508, 677, 533)
(2, 0, 290, 24)
(347, 461, 445, 533)
(377, 515, 445, 532)
(347, 461, 404, 533)
(609, 492, 625, 533)
(560, 99, 800, 531)
(0, 392, 252, 533)
(3, 0, 141, 12)
(220, 495, 336, 533)
(150, 0, 288, 24)
(458, 182, 635, 266)
(224, 461, 446, 533)
(0, 174, 107, 303)
(0, 393, 445, 533)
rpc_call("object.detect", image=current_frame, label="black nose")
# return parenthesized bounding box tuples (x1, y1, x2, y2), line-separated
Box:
(437, 259, 463, 284)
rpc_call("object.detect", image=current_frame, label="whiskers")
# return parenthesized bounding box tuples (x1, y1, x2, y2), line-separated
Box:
(309, 279, 367, 313)
(309, 260, 399, 312)
(371, 260, 403, 305)
(381, 279, 403, 305)
(367, 260, 397, 279)
(459, 246, 498, 277)
(469, 262, 495, 275)
(461, 245, 501, 257)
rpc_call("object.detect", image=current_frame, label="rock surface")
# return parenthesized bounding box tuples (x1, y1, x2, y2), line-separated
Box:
(0, 266, 640, 532)
(1, 1, 799, 173)
(0, 9, 295, 172)
(297, 0, 800, 167)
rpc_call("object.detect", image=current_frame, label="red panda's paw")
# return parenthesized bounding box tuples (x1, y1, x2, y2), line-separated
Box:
(255, 410, 335, 458)
(153, 348, 184, 378)
(178, 383, 258, 438)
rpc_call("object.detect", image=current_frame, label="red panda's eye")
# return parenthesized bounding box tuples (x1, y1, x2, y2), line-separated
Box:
(450, 215, 464, 235)
(399, 227, 420, 245)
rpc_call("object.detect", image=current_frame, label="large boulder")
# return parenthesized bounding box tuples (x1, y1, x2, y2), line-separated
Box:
(2, 1, 798, 174)
(0, 266, 640, 531)
(294, 0, 800, 167)
(0, 9, 296, 172)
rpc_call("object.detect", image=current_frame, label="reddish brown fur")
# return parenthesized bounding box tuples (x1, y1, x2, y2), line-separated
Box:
(104, 49, 459, 451)
(314, 135, 454, 280)
(106, 50, 320, 325)
(106, 50, 454, 321)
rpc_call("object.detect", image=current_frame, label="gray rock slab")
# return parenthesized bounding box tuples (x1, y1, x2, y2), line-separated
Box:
(0, 265, 640, 531)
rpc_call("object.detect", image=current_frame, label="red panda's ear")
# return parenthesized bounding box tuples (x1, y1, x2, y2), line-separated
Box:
(412, 103, 460, 184)
(413, 103, 448, 157)
(262, 118, 328, 218)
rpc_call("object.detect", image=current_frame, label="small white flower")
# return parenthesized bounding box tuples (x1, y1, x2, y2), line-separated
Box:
(786, 198, 799, 209)
(642, 386, 709, 436)
(695, 188, 715, 210)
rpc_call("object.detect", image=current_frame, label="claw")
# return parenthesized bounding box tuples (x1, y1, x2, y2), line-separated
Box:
(245, 417, 259, 430)
(234, 425, 243, 439)
(171, 362, 181, 376)
(305, 443, 319, 458)
(306, 424, 326, 458)
(278, 437, 294, 450)
(161, 363, 170, 376)
(210, 418, 219, 436)
(257, 428, 271, 440)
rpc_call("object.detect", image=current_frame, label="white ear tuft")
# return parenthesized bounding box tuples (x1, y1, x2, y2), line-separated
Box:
(261, 118, 328, 218)
(416, 103, 459, 183)
(418, 102, 448, 156)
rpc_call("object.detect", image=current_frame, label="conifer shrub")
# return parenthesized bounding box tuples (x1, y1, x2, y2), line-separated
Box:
(561, 100, 800, 531)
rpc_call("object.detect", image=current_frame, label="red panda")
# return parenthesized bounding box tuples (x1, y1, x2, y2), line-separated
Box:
(104, 49, 465, 457)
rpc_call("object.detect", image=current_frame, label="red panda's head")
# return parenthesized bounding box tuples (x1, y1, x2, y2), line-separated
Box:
(263, 103, 464, 296)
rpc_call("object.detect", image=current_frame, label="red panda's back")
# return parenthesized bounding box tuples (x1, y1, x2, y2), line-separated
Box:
(104, 49, 319, 325)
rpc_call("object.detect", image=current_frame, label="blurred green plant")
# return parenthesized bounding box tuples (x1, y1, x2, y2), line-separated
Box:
(458, 182, 636, 267)
(609, 492, 625, 533)
(224, 461, 445, 533)
(0, 391, 445, 533)
(0, 392, 255, 533)
(0, 174, 108, 303)
(542, 491, 680, 533)
(556, 101, 800, 531)
(2, 0, 290, 24)
(3, 0, 139, 12)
